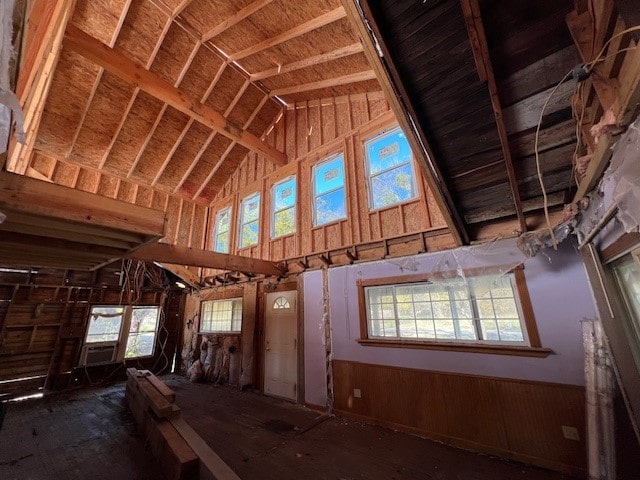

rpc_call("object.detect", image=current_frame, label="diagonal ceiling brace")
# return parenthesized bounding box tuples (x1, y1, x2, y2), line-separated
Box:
(63, 24, 288, 166)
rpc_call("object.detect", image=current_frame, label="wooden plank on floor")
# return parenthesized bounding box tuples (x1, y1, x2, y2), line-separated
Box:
(138, 369, 176, 402)
(170, 415, 241, 480)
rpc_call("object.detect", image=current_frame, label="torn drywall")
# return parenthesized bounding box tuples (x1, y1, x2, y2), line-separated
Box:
(600, 117, 640, 233)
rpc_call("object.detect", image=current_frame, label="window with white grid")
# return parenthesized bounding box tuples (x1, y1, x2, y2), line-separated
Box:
(200, 298, 243, 333)
(364, 273, 528, 345)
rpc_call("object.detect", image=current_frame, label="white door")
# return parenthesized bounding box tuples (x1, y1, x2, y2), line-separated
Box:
(264, 290, 297, 400)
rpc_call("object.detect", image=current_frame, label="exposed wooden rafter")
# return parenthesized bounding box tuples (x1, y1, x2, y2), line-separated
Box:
(461, 0, 527, 233)
(63, 24, 288, 166)
(269, 70, 376, 98)
(227, 6, 346, 62)
(127, 243, 286, 277)
(189, 93, 272, 199)
(6, 0, 77, 175)
(342, 0, 468, 245)
(250, 43, 364, 81)
(202, 0, 275, 41)
(567, 4, 640, 201)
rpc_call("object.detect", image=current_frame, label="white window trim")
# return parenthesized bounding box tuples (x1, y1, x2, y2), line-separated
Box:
(270, 175, 297, 238)
(212, 206, 232, 253)
(364, 126, 418, 211)
(312, 153, 347, 227)
(82, 305, 161, 363)
(200, 297, 243, 334)
(238, 192, 260, 249)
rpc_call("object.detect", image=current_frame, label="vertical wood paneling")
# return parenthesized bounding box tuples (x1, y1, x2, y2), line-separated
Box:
(332, 360, 586, 476)
(204, 93, 446, 277)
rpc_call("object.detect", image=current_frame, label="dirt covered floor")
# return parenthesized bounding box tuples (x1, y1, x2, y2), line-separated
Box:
(0, 375, 574, 479)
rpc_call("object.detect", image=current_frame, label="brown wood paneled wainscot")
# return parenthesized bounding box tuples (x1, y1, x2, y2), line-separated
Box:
(332, 360, 586, 476)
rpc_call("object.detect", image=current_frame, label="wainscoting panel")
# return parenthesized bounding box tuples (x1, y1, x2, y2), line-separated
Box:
(332, 360, 585, 476)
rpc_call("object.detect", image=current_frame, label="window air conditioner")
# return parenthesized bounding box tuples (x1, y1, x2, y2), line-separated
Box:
(79, 344, 117, 366)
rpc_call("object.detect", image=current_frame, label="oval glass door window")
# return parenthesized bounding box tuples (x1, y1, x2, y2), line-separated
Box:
(273, 296, 291, 309)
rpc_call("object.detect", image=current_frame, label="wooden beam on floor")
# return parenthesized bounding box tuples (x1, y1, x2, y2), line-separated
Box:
(342, 0, 468, 245)
(127, 243, 286, 277)
(170, 416, 241, 480)
(227, 6, 346, 62)
(461, 0, 527, 234)
(202, 0, 274, 41)
(250, 43, 364, 81)
(269, 70, 376, 97)
(63, 24, 288, 166)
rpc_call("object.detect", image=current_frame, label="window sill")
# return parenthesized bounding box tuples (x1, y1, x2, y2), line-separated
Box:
(356, 338, 553, 357)
(198, 331, 241, 336)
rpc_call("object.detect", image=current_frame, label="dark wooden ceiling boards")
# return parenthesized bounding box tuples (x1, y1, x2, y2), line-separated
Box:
(362, 0, 578, 233)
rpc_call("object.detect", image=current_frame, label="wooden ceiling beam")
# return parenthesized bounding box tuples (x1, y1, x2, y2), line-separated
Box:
(250, 43, 364, 81)
(133, 41, 202, 181)
(343, 0, 468, 245)
(189, 93, 271, 198)
(64, 24, 287, 166)
(227, 6, 346, 62)
(0, 170, 165, 238)
(461, 0, 527, 234)
(6, 0, 76, 175)
(99, 13, 175, 170)
(127, 243, 286, 277)
(269, 70, 376, 97)
(172, 0, 195, 18)
(202, 0, 275, 41)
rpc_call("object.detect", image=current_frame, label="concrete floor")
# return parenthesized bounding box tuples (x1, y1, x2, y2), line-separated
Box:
(0, 375, 574, 480)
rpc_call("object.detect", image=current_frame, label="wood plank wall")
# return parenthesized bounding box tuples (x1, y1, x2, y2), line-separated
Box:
(205, 93, 450, 277)
(332, 360, 586, 476)
(0, 263, 183, 399)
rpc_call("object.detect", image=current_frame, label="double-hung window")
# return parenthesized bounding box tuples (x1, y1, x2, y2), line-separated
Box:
(312, 153, 347, 226)
(271, 176, 296, 238)
(238, 193, 260, 248)
(358, 269, 547, 355)
(365, 126, 417, 210)
(82, 305, 161, 364)
(212, 206, 231, 253)
(200, 298, 243, 333)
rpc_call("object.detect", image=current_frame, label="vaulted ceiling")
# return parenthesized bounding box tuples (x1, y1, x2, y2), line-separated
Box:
(8, 0, 379, 204)
(3, 0, 638, 270)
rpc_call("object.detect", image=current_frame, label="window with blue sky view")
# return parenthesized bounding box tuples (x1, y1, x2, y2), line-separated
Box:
(313, 153, 346, 226)
(365, 126, 417, 209)
(213, 206, 231, 253)
(239, 192, 260, 248)
(272, 176, 297, 237)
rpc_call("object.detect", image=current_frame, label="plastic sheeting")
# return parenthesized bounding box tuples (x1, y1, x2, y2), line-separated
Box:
(600, 117, 640, 233)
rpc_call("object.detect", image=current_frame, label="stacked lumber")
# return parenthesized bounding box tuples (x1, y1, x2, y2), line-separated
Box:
(125, 368, 241, 480)
(125, 368, 198, 480)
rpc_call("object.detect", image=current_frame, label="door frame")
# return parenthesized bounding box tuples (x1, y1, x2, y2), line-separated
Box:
(256, 279, 304, 403)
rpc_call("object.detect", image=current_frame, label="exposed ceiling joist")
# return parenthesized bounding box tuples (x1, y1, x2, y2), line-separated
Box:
(461, 0, 526, 233)
(269, 70, 376, 97)
(0, 171, 165, 271)
(227, 6, 347, 62)
(6, 0, 76, 176)
(63, 24, 288, 166)
(202, 0, 275, 41)
(341, 0, 468, 245)
(250, 43, 364, 81)
(128, 243, 286, 277)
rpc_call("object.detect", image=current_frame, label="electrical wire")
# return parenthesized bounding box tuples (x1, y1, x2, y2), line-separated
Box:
(533, 25, 640, 249)
(534, 68, 573, 249)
